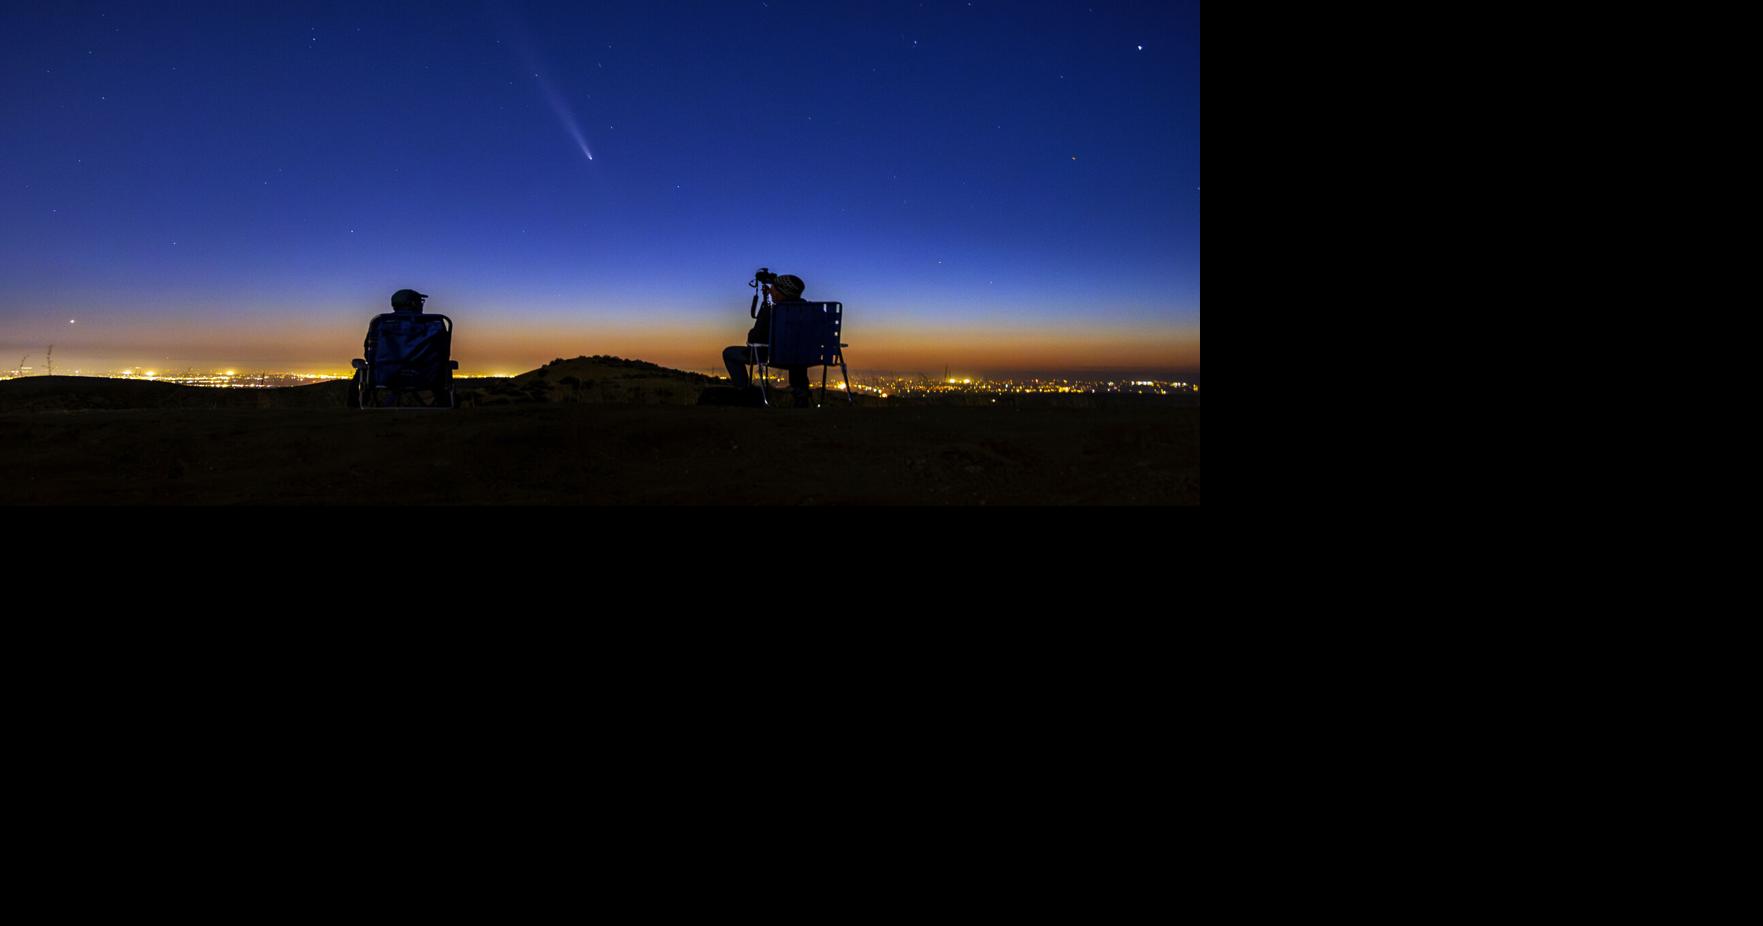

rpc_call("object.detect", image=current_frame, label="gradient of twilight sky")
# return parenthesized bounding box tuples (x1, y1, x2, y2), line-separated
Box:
(0, 1, 1199, 377)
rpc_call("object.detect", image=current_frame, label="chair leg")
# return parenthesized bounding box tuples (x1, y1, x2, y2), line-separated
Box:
(841, 359, 853, 405)
(820, 365, 828, 407)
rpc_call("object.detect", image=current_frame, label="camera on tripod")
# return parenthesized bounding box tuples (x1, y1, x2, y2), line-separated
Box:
(749, 267, 778, 317)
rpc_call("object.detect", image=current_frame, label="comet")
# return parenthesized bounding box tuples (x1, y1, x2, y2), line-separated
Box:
(493, 5, 596, 163)
(532, 71, 594, 161)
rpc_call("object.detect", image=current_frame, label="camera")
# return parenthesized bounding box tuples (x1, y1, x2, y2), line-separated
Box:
(748, 267, 777, 318)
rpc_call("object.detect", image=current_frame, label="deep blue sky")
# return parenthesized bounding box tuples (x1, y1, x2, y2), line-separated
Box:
(0, 0, 1199, 376)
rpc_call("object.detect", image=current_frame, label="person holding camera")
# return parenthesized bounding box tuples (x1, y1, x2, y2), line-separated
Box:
(724, 272, 815, 407)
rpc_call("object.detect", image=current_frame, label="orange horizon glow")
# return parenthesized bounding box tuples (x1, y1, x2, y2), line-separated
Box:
(13, 318, 1199, 378)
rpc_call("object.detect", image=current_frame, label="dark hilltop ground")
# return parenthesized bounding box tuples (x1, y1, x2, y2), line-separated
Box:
(0, 356, 1200, 505)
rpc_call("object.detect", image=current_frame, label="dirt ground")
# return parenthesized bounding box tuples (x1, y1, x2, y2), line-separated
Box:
(0, 367, 1199, 504)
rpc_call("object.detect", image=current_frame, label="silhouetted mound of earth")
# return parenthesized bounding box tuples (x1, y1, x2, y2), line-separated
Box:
(460, 355, 875, 408)
(464, 355, 720, 407)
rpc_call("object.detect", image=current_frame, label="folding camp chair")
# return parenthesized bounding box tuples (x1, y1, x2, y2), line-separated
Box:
(747, 301, 852, 407)
(351, 312, 459, 409)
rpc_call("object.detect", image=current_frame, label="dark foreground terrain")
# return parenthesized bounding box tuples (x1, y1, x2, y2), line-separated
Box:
(0, 361, 1199, 504)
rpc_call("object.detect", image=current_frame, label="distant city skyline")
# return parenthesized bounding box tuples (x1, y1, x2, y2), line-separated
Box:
(0, 365, 1199, 400)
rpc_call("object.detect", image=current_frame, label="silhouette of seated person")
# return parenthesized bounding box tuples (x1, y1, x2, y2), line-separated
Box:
(352, 288, 452, 407)
(724, 273, 814, 407)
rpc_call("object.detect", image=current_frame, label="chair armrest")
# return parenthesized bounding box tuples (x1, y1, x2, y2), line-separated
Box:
(449, 360, 459, 369)
(352, 359, 365, 370)
(747, 342, 769, 349)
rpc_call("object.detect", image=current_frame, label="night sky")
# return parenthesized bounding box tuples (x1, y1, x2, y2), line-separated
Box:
(1, 1, 1199, 378)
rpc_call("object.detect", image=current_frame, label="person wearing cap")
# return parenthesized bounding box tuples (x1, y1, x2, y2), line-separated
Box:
(390, 289, 429, 313)
(724, 273, 814, 406)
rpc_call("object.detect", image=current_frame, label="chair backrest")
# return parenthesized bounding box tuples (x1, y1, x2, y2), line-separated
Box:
(365, 313, 452, 389)
(767, 302, 843, 367)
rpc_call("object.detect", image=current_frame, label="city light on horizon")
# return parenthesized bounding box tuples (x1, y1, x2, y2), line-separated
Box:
(1, 362, 1199, 397)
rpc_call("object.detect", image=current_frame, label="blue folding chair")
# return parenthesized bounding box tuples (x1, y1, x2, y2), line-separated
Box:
(747, 301, 852, 407)
(351, 313, 459, 409)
